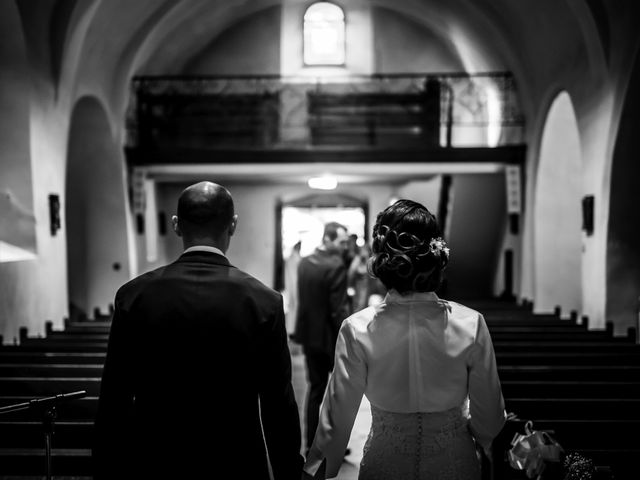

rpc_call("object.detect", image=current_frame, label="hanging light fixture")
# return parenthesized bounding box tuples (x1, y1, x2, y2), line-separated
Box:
(308, 174, 338, 190)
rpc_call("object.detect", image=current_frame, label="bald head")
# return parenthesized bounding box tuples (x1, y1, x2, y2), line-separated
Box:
(172, 182, 237, 250)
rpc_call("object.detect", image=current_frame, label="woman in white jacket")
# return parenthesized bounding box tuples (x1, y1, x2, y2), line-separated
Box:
(303, 199, 506, 480)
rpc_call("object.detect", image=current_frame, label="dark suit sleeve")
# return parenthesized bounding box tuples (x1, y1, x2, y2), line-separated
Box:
(328, 261, 349, 333)
(258, 297, 304, 480)
(93, 294, 136, 479)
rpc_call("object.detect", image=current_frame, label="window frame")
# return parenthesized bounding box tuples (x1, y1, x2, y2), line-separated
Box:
(302, 2, 347, 67)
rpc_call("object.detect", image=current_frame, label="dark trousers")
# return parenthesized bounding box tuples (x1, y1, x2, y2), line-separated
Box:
(304, 348, 334, 450)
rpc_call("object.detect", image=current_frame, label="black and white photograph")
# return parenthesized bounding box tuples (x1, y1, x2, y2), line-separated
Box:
(0, 1, 639, 479)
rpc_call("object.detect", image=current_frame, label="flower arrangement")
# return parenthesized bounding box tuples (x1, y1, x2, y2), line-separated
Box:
(508, 421, 598, 480)
(508, 421, 564, 478)
(563, 453, 596, 480)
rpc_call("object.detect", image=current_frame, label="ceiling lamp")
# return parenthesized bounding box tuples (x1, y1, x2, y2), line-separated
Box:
(308, 174, 338, 190)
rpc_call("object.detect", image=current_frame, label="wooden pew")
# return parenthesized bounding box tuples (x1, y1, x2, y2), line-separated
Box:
(0, 449, 92, 476)
(0, 421, 94, 448)
(0, 351, 106, 364)
(0, 377, 101, 396)
(2, 362, 639, 382)
(0, 363, 103, 377)
(3, 302, 639, 479)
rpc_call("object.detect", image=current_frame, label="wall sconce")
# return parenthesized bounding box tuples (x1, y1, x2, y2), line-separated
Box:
(48, 194, 61, 236)
(582, 195, 594, 236)
(136, 214, 145, 234)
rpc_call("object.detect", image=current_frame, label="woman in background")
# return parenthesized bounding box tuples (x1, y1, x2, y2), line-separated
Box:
(303, 199, 505, 480)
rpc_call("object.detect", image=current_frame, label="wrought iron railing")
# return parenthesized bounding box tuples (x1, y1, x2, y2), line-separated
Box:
(126, 73, 524, 150)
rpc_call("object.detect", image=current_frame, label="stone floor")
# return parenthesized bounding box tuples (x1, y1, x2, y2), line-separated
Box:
(290, 341, 371, 480)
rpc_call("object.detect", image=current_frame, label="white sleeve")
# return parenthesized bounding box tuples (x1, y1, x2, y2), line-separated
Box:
(304, 320, 367, 478)
(468, 313, 506, 450)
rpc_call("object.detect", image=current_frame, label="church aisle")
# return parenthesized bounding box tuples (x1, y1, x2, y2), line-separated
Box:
(290, 341, 371, 480)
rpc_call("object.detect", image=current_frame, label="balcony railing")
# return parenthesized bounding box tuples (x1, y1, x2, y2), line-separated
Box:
(126, 73, 524, 150)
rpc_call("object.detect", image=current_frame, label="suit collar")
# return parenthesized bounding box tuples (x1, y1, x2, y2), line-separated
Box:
(176, 250, 232, 267)
(183, 245, 226, 257)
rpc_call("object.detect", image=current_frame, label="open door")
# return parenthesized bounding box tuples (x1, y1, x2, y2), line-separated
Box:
(275, 193, 368, 334)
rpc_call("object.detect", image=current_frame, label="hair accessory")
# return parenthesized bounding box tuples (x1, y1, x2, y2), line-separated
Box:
(429, 237, 450, 258)
(376, 225, 450, 259)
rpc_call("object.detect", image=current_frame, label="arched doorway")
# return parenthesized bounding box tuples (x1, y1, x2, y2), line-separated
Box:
(533, 91, 582, 316)
(66, 96, 132, 320)
(606, 51, 640, 335)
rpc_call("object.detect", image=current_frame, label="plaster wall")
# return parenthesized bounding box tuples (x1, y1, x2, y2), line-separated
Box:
(0, 2, 70, 342)
(533, 92, 582, 317)
(521, 89, 613, 328)
(183, 7, 281, 75)
(142, 182, 399, 288)
(66, 97, 131, 317)
(0, 2, 35, 257)
(396, 178, 442, 215)
(445, 173, 506, 300)
(512, 2, 633, 331)
(372, 7, 463, 74)
(606, 51, 640, 335)
(140, 175, 495, 301)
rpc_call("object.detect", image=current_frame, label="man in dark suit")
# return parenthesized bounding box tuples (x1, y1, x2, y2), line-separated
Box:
(93, 181, 303, 479)
(294, 222, 350, 451)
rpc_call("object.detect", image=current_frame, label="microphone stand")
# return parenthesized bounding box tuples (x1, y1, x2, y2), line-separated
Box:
(0, 390, 87, 480)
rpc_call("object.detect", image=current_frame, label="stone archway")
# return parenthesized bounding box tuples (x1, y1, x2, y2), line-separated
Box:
(533, 91, 582, 316)
(66, 96, 132, 319)
(606, 51, 640, 335)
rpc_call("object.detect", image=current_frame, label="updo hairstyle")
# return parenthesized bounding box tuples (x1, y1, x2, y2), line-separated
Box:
(368, 199, 448, 294)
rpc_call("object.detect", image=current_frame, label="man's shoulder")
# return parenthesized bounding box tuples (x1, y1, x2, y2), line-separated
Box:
(115, 263, 281, 313)
(301, 249, 344, 269)
(115, 265, 166, 300)
(230, 267, 280, 297)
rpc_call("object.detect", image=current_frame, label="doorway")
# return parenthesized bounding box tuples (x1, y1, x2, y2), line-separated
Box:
(275, 193, 368, 333)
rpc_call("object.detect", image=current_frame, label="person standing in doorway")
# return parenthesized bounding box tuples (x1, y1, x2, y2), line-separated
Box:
(284, 240, 302, 336)
(294, 222, 350, 452)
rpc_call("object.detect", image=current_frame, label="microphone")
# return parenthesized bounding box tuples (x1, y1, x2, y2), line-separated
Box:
(0, 390, 87, 415)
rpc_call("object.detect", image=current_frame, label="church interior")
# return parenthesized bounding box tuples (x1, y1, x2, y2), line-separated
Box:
(1, 0, 639, 478)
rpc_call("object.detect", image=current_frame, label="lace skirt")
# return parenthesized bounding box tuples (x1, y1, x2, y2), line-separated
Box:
(359, 405, 481, 480)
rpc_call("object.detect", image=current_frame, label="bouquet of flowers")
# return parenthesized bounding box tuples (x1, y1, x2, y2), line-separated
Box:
(507, 421, 597, 480)
(563, 453, 596, 480)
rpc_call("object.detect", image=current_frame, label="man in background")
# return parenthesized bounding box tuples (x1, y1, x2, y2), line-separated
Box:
(94, 181, 303, 479)
(284, 240, 302, 336)
(294, 222, 350, 451)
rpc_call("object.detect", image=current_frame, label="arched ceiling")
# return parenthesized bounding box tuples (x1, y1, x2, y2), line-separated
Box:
(16, 0, 609, 131)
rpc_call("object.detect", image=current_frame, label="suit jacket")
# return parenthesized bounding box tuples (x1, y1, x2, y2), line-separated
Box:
(294, 248, 349, 356)
(93, 251, 303, 479)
